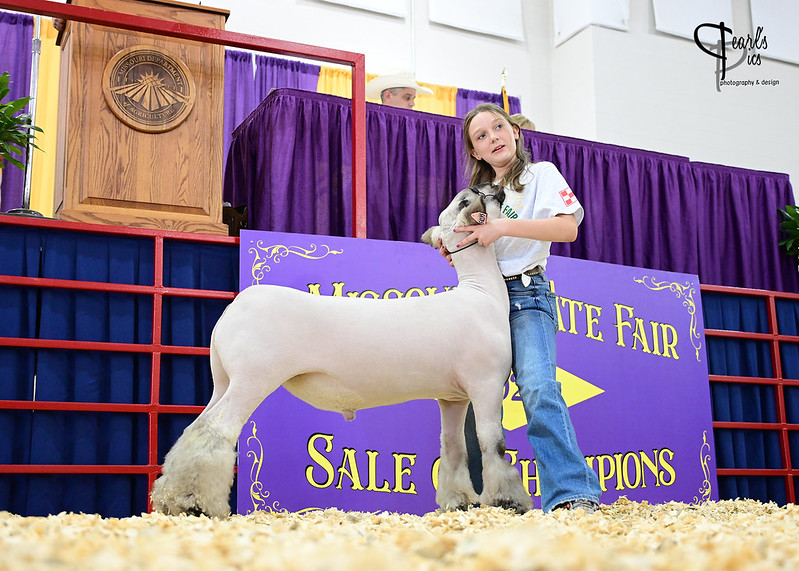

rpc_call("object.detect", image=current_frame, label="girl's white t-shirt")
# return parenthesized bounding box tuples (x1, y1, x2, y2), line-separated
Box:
(494, 161, 584, 276)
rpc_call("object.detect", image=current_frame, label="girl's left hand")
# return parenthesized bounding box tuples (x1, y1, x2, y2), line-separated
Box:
(454, 220, 503, 248)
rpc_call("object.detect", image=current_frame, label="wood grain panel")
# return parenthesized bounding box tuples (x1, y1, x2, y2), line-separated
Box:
(54, 0, 228, 235)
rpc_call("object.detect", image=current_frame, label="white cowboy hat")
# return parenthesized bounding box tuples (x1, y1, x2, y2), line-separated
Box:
(365, 69, 434, 99)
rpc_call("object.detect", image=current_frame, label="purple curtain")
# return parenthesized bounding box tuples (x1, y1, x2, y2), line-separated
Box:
(530, 135, 796, 291)
(225, 89, 466, 242)
(223, 50, 320, 174)
(223, 51, 256, 173)
(366, 102, 468, 242)
(528, 133, 700, 275)
(692, 163, 797, 291)
(455, 88, 521, 118)
(254, 53, 320, 96)
(0, 11, 33, 212)
(224, 88, 798, 292)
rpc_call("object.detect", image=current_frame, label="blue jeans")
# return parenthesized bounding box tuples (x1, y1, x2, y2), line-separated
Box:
(507, 273, 602, 512)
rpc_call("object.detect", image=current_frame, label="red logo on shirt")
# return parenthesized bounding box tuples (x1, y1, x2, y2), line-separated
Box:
(559, 188, 576, 206)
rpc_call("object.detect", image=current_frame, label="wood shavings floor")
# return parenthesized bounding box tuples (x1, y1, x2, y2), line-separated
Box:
(1, 498, 797, 570)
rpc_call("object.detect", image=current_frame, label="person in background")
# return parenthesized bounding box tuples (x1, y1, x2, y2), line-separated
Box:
(365, 68, 433, 109)
(440, 103, 602, 514)
(510, 113, 536, 131)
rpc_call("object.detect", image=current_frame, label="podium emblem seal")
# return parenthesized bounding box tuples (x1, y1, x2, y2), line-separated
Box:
(103, 45, 196, 133)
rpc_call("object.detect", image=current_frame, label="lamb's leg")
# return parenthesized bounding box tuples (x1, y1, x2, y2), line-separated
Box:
(436, 399, 479, 511)
(203, 331, 230, 413)
(150, 381, 268, 518)
(150, 403, 240, 517)
(471, 396, 532, 514)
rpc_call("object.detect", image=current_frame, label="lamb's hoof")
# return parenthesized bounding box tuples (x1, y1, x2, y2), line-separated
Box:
(183, 505, 207, 517)
(482, 495, 532, 514)
(154, 493, 226, 518)
(436, 489, 479, 512)
(437, 493, 479, 512)
(172, 494, 228, 518)
(437, 503, 468, 513)
(151, 478, 226, 518)
(495, 498, 531, 514)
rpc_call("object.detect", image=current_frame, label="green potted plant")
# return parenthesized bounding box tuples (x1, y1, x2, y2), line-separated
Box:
(0, 71, 42, 185)
(778, 204, 799, 263)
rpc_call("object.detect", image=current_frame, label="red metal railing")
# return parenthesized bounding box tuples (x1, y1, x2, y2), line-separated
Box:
(0, 215, 236, 502)
(0, 0, 368, 238)
(702, 284, 799, 505)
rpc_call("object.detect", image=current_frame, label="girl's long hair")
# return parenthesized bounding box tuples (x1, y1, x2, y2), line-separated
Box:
(463, 103, 531, 193)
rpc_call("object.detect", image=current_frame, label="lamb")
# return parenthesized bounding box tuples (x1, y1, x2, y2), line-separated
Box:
(150, 184, 533, 518)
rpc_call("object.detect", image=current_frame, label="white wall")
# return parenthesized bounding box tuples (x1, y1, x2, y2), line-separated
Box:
(209, 0, 797, 199)
(574, 1, 799, 198)
(212, 0, 554, 123)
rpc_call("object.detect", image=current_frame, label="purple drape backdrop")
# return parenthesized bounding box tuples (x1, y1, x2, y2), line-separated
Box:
(455, 87, 521, 118)
(223, 51, 256, 173)
(224, 88, 798, 292)
(225, 89, 468, 243)
(692, 163, 795, 290)
(223, 50, 320, 175)
(529, 134, 700, 274)
(0, 12, 33, 212)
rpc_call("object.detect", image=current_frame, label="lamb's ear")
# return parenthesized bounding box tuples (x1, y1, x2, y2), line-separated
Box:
(421, 226, 442, 247)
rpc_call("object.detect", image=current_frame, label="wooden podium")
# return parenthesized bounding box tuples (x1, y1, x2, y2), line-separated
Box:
(54, 0, 230, 234)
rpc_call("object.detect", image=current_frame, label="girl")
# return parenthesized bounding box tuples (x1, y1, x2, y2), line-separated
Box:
(448, 103, 602, 513)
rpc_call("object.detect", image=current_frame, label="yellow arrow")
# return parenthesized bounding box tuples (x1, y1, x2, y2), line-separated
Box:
(502, 368, 604, 431)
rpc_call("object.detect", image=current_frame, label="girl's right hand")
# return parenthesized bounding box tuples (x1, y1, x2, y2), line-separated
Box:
(435, 238, 454, 267)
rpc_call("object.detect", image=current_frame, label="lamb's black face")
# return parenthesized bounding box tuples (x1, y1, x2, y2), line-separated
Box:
(439, 184, 504, 228)
(421, 184, 504, 247)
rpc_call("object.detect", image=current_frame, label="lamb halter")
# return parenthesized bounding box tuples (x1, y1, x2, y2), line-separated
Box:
(469, 184, 505, 204)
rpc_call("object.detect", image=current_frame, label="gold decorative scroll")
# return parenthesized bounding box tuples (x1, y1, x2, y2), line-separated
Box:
(692, 431, 714, 505)
(245, 421, 322, 515)
(248, 242, 343, 285)
(633, 276, 703, 362)
(245, 421, 286, 514)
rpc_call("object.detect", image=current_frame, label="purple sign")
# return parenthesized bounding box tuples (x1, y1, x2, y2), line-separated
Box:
(237, 229, 717, 515)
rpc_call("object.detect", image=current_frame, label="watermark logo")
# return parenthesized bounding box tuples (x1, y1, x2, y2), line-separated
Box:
(693, 22, 779, 91)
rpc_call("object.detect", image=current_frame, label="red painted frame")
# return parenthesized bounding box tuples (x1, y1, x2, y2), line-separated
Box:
(702, 284, 799, 505)
(0, 0, 368, 238)
(0, 215, 236, 499)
